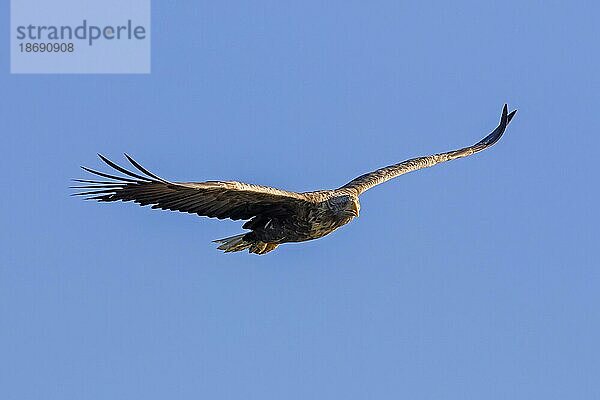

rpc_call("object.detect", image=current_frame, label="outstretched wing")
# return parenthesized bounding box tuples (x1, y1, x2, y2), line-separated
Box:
(340, 104, 517, 195)
(72, 154, 310, 221)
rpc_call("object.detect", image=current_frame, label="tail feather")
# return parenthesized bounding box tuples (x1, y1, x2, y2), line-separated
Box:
(213, 234, 280, 255)
(213, 234, 251, 253)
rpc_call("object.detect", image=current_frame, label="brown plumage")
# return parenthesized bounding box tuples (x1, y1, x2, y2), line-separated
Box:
(72, 105, 516, 254)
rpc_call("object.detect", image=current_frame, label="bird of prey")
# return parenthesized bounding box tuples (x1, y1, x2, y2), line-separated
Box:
(73, 104, 516, 255)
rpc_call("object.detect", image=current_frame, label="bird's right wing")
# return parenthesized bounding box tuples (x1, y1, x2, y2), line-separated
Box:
(340, 104, 517, 195)
(72, 154, 311, 221)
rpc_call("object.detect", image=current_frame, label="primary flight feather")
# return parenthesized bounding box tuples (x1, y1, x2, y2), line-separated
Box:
(73, 104, 517, 254)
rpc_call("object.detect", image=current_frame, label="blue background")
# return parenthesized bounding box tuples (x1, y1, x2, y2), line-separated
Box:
(2, 1, 598, 399)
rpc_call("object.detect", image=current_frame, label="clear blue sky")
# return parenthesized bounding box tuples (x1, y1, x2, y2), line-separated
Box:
(2, 1, 598, 399)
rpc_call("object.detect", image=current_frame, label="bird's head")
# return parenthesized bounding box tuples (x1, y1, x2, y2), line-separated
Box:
(329, 195, 360, 218)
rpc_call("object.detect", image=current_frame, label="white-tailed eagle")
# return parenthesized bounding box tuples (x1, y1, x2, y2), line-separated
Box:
(73, 105, 517, 254)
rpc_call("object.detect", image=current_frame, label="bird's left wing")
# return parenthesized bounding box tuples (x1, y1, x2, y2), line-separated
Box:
(72, 154, 310, 221)
(340, 104, 517, 195)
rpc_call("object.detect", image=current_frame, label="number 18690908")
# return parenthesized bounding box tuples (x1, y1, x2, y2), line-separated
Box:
(19, 42, 74, 52)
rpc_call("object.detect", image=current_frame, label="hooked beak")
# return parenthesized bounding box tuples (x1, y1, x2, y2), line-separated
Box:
(348, 202, 360, 217)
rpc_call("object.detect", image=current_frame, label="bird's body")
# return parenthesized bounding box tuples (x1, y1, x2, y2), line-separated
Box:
(241, 190, 357, 239)
(214, 190, 358, 253)
(73, 105, 516, 254)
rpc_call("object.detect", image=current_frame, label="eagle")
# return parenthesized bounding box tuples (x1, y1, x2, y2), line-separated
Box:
(73, 104, 516, 254)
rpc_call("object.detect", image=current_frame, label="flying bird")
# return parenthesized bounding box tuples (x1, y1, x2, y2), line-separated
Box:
(73, 104, 516, 254)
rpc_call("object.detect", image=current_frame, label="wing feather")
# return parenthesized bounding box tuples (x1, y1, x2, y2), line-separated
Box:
(73, 154, 310, 221)
(340, 104, 517, 195)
